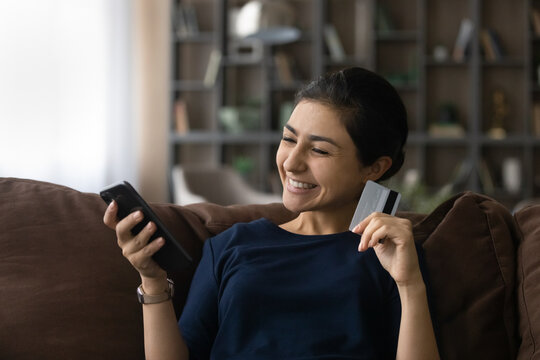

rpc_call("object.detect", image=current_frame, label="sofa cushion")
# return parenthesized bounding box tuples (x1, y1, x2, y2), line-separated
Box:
(412, 192, 519, 359)
(0, 178, 148, 359)
(514, 205, 540, 360)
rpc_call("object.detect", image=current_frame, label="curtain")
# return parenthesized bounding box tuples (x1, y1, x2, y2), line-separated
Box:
(0, 0, 135, 193)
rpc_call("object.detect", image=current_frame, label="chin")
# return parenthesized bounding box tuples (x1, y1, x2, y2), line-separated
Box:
(282, 195, 312, 214)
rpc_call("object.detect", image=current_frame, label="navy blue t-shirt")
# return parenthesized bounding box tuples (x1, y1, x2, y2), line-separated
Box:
(179, 218, 407, 360)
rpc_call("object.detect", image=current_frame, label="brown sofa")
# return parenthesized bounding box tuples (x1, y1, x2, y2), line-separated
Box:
(1, 177, 539, 359)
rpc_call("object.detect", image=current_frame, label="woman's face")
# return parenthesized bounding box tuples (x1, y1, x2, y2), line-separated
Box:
(276, 100, 372, 214)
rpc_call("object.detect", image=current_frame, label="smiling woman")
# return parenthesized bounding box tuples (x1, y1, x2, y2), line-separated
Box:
(105, 67, 440, 360)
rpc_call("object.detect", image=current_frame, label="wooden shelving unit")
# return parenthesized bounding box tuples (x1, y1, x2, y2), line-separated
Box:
(169, 0, 540, 210)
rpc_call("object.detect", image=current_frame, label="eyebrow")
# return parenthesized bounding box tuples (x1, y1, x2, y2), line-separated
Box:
(285, 124, 339, 147)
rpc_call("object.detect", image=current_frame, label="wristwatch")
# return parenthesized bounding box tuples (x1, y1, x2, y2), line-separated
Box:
(137, 279, 174, 304)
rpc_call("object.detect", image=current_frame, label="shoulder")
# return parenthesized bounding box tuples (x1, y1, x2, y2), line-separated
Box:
(206, 218, 277, 252)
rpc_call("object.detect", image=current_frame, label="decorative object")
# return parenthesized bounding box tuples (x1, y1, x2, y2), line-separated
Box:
(219, 106, 260, 133)
(453, 18, 474, 61)
(502, 157, 521, 194)
(234, 0, 300, 45)
(228, 39, 263, 63)
(487, 89, 508, 139)
(279, 101, 295, 129)
(174, 98, 190, 134)
(324, 24, 346, 61)
(203, 49, 222, 87)
(433, 45, 449, 62)
(429, 102, 465, 137)
(232, 156, 255, 177)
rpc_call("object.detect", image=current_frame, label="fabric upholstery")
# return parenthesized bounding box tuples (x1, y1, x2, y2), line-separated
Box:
(0, 178, 144, 359)
(515, 205, 540, 360)
(412, 192, 520, 359)
(0, 177, 536, 360)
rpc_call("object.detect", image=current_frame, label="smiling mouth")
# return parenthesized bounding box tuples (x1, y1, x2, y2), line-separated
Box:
(288, 178, 316, 189)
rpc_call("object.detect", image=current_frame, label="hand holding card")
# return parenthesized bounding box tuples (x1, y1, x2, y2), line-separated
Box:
(349, 180, 401, 231)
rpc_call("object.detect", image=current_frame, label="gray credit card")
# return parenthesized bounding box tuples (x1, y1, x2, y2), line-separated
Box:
(349, 180, 401, 231)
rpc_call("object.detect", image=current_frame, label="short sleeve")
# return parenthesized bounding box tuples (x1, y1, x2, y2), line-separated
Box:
(178, 239, 219, 360)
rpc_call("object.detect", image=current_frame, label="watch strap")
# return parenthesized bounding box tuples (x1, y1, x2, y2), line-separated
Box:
(137, 279, 174, 304)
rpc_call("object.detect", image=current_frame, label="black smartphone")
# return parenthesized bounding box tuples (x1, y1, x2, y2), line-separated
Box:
(100, 181, 192, 272)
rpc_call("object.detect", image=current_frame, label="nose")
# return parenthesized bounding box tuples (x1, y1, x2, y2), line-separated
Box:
(283, 145, 307, 173)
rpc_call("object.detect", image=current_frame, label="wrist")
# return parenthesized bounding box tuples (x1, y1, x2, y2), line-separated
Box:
(141, 275, 169, 295)
(396, 273, 426, 297)
(137, 278, 174, 305)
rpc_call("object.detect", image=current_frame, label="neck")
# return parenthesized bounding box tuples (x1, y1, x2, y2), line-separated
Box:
(280, 202, 357, 235)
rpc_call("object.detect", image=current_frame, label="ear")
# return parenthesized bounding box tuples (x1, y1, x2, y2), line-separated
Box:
(362, 156, 393, 182)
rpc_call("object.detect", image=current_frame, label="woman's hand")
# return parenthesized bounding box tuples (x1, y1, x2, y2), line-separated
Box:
(352, 213, 422, 287)
(103, 201, 167, 281)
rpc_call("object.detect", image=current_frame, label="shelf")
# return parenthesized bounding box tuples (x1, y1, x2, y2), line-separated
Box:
(170, 131, 282, 145)
(172, 81, 212, 92)
(175, 32, 215, 43)
(169, 0, 539, 209)
(376, 30, 419, 42)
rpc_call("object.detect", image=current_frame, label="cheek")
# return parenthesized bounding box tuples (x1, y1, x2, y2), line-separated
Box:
(275, 145, 286, 173)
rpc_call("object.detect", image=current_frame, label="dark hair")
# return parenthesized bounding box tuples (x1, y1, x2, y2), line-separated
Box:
(294, 67, 408, 182)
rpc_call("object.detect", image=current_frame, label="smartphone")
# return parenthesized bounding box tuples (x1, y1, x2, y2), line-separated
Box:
(100, 181, 193, 272)
(349, 180, 401, 231)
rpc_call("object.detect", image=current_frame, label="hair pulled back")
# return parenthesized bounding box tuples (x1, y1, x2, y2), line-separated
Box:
(295, 67, 408, 182)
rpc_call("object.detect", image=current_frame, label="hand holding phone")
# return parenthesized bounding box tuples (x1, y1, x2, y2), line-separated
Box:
(101, 181, 192, 272)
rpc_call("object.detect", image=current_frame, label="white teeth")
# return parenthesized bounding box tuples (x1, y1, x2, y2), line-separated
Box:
(289, 178, 315, 189)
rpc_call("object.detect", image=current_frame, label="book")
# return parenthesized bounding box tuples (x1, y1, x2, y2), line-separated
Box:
(273, 52, 294, 85)
(324, 24, 346, 62)
(376, 4, 394, 33)
(175, 4, 199, 38)
(203, 49, 222, 87)
(478, 159, 495, 195)
(452, 18, 474, 62)
(533, 103, 540, 136)
(531, 9, 540, 36)
(449, 158, 474, 192)
(480, 29, 497, 61)
(354, 0, 373, 60)
(485, 28, 504, 59)
(174, 99, 190, 134)
(428, 123, 465, 138)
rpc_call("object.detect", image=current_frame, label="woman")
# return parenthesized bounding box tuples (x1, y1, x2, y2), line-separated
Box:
(104, 67, 440, 359)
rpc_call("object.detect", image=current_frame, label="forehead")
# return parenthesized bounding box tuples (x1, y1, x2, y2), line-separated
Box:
(287, 101, 347, 136)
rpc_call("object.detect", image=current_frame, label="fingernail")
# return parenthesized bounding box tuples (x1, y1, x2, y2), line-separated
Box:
(133, 211, 143, 220)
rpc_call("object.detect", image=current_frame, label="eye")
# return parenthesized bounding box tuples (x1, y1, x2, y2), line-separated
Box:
(312, 148, 329, 155)
(282, 136, 296, 144)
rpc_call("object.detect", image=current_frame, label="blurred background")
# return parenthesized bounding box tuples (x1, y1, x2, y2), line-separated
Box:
(0, 0, 169, 201)
(2, 0, 540, 212)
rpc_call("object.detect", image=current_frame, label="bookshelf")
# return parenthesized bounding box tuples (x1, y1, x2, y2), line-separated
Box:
(169, 0, 540, 210)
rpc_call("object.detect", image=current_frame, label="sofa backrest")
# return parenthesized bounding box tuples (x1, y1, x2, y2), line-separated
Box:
(2, 177, 539, 360)
(514, 205, 540, 360)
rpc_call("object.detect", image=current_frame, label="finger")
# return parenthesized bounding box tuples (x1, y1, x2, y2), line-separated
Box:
(121, 220, 156, 255)
(358, 221, 377, 251)
(103, 200, 119, 229)
(116, 210, 144, 240)
(128, 237, 165, 271)
(352, 212, 388, 234)
(368, 227, 389, 248)
(357, 215, 388, 251)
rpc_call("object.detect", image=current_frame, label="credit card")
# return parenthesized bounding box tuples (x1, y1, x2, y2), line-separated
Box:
(349, 180, 401, 231)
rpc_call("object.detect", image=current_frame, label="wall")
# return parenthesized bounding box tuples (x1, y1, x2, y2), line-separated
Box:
(133, 0, 170, 202)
